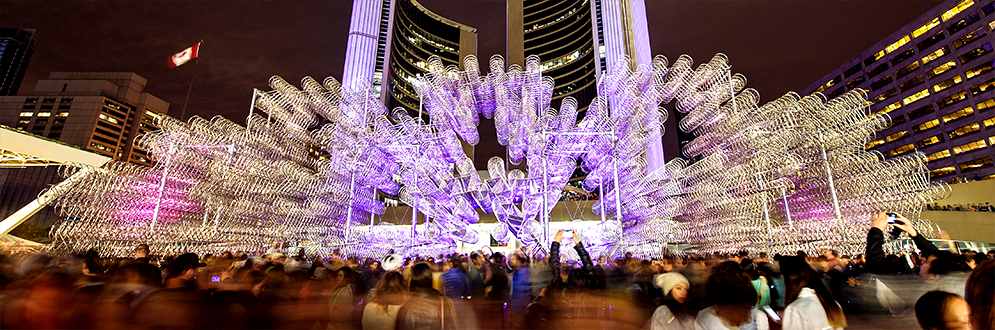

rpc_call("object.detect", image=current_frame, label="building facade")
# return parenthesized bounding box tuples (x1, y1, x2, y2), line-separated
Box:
(0, 72, 169, 166)
(802, 0, 995, 181)
(342, 0, 477, 115)
(0, 28, 36, 96)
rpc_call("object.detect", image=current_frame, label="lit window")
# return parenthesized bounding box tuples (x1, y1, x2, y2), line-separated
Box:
(37, 112, 51, 117)
(964, 60, 994, 79)
(926, 149, 952, 162)
(952, 28, 988, 50)
(927, 61, 957, 79)
(872, 50, 886, 61)
(931, 166, 957, 177)
(17, 119, 29, 124)
(977, 97, 995, 111)
(866, 138, 886, 149)
(932, 75, 963, 92)
(56, 112, 69, 117)
(890, 143, 916, 156)
(942, 0, 974, 21)
(958, 156, 992, 171)
(947, 123, 981, 139)
(903, 89, 930, 105)
(98, 113, 122, 125)
(917, 135, 944, 148)
(19, 112, 33, 117)
(989, 20, 995, 31)
(937, 91, 969, 109)
(952, 139, 987, 154)
(942, 107, 974, 123)
(880, 101, 902, 113)
(971, 78, 995, 95)
(886, 130, 909, 142)
(915, 119, 942, 133)
(921, 47, 949, 65)
(886, 35, 912, 53)
(913, 18, 942, 38)
(983, 116, 995, 127)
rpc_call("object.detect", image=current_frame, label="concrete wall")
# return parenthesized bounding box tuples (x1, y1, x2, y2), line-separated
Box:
(923, 211, 995, 243)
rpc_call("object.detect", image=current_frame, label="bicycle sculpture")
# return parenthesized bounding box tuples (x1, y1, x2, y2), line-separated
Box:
(47, 52, 948, 258)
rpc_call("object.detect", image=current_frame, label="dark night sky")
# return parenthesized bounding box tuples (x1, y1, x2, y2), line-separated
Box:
(2, 0, 942, 163)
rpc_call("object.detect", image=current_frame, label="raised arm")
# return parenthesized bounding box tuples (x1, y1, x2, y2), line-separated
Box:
(549, 229, 563, 280)
(865, 212, 890, 274)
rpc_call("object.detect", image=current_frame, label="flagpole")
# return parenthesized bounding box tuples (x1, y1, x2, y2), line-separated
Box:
(178, 40, 202, 121)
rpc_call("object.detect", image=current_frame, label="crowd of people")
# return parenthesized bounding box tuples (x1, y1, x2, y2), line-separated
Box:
(926, 202, 995, 212)
(0, 211, 992, 329)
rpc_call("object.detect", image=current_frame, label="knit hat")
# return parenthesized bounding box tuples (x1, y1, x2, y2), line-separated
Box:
(653, 272, 689, 296)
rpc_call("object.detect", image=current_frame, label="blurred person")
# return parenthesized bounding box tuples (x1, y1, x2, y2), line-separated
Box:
(485, 252, 510, 327)
(94, 262, 162, 329)
(363, 271, 406, 330)
(779, 256, 846, 330)
(395, 263, 460, 329)
(133, 253, 213, 329)
(212, 270, 268, 329)
(361, 259, 385, 298)
(915, 291, 973, 330)
(329, 266, 357, 329)
(650, 272, 694, 330)
(509, 251, 532, 328)
(0, 269, 75, 329)
(964, 259, 994, 330)
(528, 229, 601, 329)
(441, 257, 470, 300)
(695, 261, 768, 330)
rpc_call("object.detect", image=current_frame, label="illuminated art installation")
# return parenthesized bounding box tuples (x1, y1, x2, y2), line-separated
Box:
(46, 53, 947, 257)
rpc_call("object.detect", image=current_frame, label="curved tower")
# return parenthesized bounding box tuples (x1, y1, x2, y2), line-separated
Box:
(342, 0, 477, 116)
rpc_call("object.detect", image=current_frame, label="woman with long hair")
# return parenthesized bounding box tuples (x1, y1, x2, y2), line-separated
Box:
(395, 263, 460, 330)
(696, 261, 768, 330)
(965, 259, 993, 330)
(363, 271, 407, 330)
(329, 266, 356, 329)
(779, 256, 846, 330)
(650, 272, 694, 330)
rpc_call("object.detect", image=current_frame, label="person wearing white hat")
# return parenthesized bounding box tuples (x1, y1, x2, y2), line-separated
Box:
(650, 272, 695, 330)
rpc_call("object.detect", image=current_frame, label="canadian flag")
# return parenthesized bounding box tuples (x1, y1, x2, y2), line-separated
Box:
(167, 42, 201, 68)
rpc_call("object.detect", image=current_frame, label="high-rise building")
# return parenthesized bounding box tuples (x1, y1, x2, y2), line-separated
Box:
(507, 0, 666, 171)
(802, 0, 995, 181)
(0, 72, 169, 166)
(0, 28, 36, 96)
(342, 0, 477, 115)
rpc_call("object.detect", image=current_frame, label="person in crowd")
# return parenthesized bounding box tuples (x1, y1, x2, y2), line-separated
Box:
(395, 263, 460, 329)
(468, 252, 490, 301)
(329, 266, 357, 329)
(509, 251, 532, 328)
(213, 270, 268, 329)
(915, 291, 973, 330)
(528, 229, 601, 329)
(740, 259, 770, 309)
(133, 253, 213, 329)
(363, 271, 406, 330)
(650, 272, 694, 330)
(695, 261, 768, 330)
(779, 256, 846, 330)
(441, 256, 470, 300)
(134, 244, 151, 263)
(965, 259, 994, 330)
